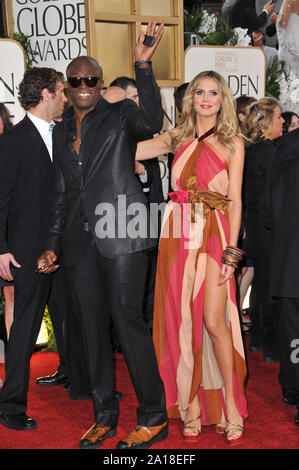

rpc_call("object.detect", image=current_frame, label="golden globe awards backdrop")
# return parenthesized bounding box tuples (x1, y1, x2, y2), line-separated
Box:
(12, 0, 86, 73)
(185, 46, 266, 99)
(0, 39, 26, 123)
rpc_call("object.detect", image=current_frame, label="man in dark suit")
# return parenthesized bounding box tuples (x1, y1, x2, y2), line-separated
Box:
(37, 20, 168, 450)
(109, 75, 164, 332)
(244, 138, 278, 362)
(0, 67, 68, 431)
(222, 0, 274, 34)
(275, 128, 299, 163)
(264, 129, 299, 424)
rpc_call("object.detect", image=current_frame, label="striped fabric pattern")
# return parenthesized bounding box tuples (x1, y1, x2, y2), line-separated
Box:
(153, 138, 248, 427)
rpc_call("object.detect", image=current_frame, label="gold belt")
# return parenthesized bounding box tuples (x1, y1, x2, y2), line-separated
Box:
(169, 174, 230, 222)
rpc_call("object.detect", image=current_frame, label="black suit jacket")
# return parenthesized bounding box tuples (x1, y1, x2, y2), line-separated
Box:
(0, 116, 53, 267)
(222, 0, 268, 34)
(274, 128, 299, 163)
(47, 65, 163, 265)
(243, 139, 276, 259)
(264, 153, 299, 298)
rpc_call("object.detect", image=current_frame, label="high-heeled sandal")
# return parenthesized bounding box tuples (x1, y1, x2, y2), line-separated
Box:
(215, 423, 226, 434)
(225, 420, 244, 445)
(182, 415, 201, 442)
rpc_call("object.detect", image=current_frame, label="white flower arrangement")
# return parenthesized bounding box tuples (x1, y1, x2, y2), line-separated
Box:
(278, 69, 299, 111)
(189, 8, 251, 47)
(197, 10, 218, 36)
(229, 27, 252, 47)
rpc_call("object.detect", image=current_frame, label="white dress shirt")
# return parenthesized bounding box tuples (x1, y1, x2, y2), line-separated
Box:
(27, 112, 55, 161)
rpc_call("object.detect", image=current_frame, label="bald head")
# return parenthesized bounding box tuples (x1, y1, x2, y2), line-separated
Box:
(66, 55, 104, 114)
(66, 56, 103, 81)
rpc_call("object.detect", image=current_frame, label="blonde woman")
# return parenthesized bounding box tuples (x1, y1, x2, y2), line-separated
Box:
(242, 98, 284, 363)
(136, 71, 248, 444)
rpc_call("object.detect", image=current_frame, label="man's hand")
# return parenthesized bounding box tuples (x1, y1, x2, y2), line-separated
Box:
(0, 253, 21, 281)
(103, 86, 126, 103)
(135, 161, 146, 176)
(135, 19, 164, 63)
(264, 1, 275, 15)
(36, 250, 58, 274)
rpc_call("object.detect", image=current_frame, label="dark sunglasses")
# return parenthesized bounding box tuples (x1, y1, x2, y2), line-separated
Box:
(67, 76, 101, 88)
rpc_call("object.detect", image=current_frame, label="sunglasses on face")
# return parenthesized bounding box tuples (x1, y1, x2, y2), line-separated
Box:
(67, 76, 101, 88)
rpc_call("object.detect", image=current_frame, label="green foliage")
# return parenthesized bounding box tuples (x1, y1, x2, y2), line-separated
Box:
(184, 3, 205, 34)
(265, 56, 288, 99)
(43, 307, 57, 352)
(184, 4, 239, 47)
(13, 32, 38, 70)
(204, 17, 237, 46)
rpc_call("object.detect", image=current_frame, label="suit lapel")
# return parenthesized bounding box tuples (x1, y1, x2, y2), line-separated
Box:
(23, 115, 52, 168)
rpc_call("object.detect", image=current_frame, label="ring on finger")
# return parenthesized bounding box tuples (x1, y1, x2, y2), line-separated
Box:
(143, 35, 156, 47)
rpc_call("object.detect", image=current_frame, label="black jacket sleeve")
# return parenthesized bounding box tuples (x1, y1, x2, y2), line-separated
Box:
(120, 64, 163, 139)
(0, 135, 18, 254)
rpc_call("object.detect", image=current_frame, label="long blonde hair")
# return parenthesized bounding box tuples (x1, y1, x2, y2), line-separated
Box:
(169, 71, 240, 154)
(242, 97, 280, 145)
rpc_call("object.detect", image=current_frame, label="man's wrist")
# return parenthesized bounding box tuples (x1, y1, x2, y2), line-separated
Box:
(134, 60, 152, 69)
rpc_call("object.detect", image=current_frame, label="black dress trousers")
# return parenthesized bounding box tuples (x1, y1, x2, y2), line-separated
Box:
(0, 267, 51, 415)
(277, 298, 299, 392)
(68, 232, 167, 427)
(47, 267, 70, 376)
(252, 257, 278, 355)
(64, 270, 91, 399)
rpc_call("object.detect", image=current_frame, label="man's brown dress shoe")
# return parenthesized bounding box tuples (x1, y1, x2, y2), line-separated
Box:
(117, 421, 168, 449)
(79, 423, 117, 449)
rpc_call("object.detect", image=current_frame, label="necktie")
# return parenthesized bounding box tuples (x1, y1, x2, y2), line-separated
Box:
(47, 122, 55, 160)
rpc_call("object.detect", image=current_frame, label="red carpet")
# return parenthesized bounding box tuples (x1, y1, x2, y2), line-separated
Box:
(0, 337, 298, 452)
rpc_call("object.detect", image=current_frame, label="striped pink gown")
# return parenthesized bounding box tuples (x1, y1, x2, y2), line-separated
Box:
(153, 136, 248, 427)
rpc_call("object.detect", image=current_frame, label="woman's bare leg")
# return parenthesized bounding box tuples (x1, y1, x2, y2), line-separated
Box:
(183, 394, 201, 437)
(203, 256, 243, 439)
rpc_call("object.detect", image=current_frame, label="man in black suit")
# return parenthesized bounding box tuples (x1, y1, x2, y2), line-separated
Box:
(244, 138, 278, 362)
(275, 128, 299, 163)
(38, 20, 168, 450)
(109, 75, 164, 332)
(222, 0, 274, 34)
(0, 67, 68, 431)
(264, 129, 299, 424)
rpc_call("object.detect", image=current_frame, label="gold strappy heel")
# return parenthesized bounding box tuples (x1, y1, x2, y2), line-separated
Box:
(225, 419, 244, 445)
(182, 415, 201, 442)
(215, 422, 226, 434)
